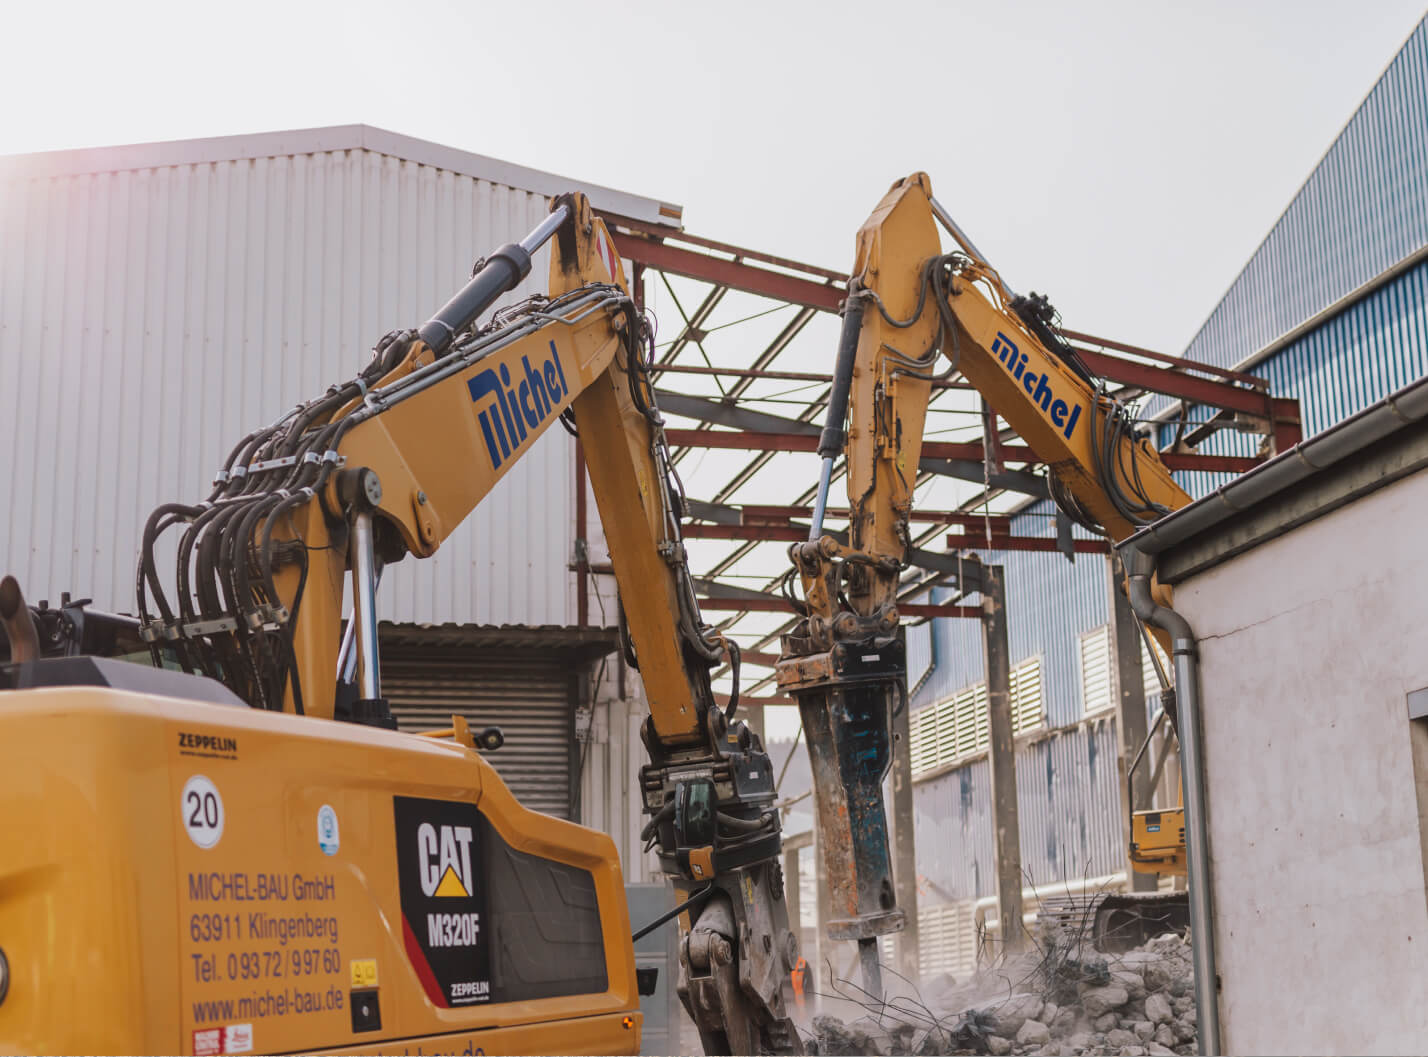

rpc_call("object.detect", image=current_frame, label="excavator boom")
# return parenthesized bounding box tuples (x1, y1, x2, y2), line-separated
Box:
(2, 195, 800, 1054)
(781, 174, 1198, 992)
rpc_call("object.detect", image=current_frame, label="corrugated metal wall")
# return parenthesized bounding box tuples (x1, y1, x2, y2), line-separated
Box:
(0, 146, 575, 625)
(912, 500, 1108, 729)
(1173, 14, 1428, 377)
(914, 717, 1123, 901)
(1164, 255, 1428, 497)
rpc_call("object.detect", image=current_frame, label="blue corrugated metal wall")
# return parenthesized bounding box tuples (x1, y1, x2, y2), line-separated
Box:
(1163, 255, 1428, 497)
(913, 500, 1107, 727)
(914, 718, 1123, 901)
(912, 15, 1428, 904)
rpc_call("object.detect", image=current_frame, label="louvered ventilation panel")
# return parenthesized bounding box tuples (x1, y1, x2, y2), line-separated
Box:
(917, 901, 978, 979)
(1081, 626, 1113, 716)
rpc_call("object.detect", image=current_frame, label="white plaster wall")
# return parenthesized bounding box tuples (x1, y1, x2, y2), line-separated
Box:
(1173, 468, 1428, 1054)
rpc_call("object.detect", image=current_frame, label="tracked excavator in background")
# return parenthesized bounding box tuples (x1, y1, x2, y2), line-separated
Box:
(0, 194, 804, 1055)
(778, 173, 1205, 991)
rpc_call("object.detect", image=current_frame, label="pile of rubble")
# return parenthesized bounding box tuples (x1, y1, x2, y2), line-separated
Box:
(803, 932, 1198, 1057)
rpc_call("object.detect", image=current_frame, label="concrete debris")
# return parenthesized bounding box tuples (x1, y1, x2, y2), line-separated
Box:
(1015, 1019, 1052, 1047)
(800, 931, 1198, 1056)
(1081, 986, 1130, 1019)
(1143, 992, 1173, 1026)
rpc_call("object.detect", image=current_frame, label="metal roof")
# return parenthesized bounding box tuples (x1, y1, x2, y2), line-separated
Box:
(0, 124, 683, 229)
(1173, 13, 1428, 379)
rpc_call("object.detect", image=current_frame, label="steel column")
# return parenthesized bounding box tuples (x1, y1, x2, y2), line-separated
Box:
(1109, 557, 1156, 892)
(890, 643, 920, 981)
(980, 566, 1024, 953)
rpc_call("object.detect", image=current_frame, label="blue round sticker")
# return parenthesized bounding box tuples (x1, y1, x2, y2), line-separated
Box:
(317, 804, 340, 856)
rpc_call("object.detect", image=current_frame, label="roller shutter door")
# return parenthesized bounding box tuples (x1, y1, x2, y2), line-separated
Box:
(382, 643, 576, 819)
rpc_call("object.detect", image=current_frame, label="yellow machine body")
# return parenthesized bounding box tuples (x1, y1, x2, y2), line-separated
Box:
(1131, 806, 1187, 875)
(0, 686, 639, 1055)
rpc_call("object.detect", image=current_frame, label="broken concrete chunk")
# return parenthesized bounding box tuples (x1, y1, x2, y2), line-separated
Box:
(1081, 985, 1130, 1018)
(992, 993, 1046, 1037)
(1110, 969, 1147, 1000)
(1144, 991, 1173, 1025)
(1015, 1019, 1052, 1047)
(1172, 1016, 1196, 1043)
(1106, 1028, 1138, 1048)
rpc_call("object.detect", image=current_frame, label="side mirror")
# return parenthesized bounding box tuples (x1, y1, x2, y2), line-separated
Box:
(477, 726, 505, 751)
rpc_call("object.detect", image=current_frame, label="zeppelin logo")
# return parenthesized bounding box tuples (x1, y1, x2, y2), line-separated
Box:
(467, 341, 570, 470)
(178, 732, 238, 759)
(990, 331, 1082, 440)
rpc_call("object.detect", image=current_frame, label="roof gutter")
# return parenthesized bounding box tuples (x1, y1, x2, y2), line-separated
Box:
(1127, 373, 1428, 561)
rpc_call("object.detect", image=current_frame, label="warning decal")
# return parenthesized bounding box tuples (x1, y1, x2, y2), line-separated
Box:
(393, 797, 491, 1007)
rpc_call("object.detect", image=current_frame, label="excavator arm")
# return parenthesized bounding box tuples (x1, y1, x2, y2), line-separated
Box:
(778, 173, 1194, 992)
(138, 195, 801, 1054)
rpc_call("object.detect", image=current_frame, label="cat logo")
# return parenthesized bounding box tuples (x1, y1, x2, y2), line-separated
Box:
(417, 822, 475, 899)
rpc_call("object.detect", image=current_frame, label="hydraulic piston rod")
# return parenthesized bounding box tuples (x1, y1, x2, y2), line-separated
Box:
(808, 291, 865, 540)
(417, 204, 572, 356)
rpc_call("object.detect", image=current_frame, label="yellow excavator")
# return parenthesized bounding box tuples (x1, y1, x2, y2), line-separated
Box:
(0, 194, 802, 1055)
(777, 173, 1201, 976)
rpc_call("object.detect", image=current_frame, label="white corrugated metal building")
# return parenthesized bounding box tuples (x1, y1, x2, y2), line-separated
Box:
(0, 125, 679, 876)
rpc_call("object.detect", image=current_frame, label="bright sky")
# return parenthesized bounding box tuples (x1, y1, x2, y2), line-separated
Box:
(3, 0, 1423, 356)
(4, 0, 1423, 740)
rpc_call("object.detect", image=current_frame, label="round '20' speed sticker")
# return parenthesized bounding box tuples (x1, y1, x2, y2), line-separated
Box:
(181, 775, 225, 849)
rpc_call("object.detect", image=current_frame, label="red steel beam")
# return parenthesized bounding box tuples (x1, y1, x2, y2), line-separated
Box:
(699, 597, 980, 619)
(946, 533, 1109, 554)
(1073, 347, 1270, 416)
(609, 215, 1281, 420)
(685, 524, 808, 542)
(1158, 452, 1261, 473)
(611, 233, 845, 312)
(1063, 328, 1269, 388)
(602, 211, 847, 282)
(1272, 397, 1303, 452)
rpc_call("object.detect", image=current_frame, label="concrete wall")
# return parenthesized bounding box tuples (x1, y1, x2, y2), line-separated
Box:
(1173, 467, 1428, 1054)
